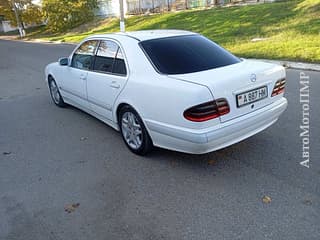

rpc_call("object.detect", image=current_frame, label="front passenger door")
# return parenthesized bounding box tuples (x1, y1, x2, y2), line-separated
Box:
(59, 40, 98, 109)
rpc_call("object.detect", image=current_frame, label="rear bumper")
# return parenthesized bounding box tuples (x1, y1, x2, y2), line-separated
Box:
(145, 97, 288, 154)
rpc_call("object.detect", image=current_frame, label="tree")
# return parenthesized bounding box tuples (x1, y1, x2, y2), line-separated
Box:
(22, 3, 43, 25)
(42, 0, 98, 32)
(0, 0, 43, 27)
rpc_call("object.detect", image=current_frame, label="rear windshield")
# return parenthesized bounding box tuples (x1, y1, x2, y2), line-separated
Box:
(139, 35, 241, 75)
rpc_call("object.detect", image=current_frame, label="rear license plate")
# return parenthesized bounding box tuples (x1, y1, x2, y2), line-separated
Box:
(236, 86, 268, 107)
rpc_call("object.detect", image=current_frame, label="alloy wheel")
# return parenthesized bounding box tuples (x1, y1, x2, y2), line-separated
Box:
(121, 112, 143, 150)
(50, 80, 61, 104)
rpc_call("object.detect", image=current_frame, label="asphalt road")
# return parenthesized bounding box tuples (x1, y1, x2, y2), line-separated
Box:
(0, 39, 319, 240)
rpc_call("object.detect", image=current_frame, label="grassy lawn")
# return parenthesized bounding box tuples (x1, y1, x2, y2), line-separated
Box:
(27, 0, 320, 63)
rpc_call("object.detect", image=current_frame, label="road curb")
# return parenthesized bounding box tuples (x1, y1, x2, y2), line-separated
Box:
(28, 38, 77, 45)
(0, 36, 77, 46)
(251, 59, 320, 72)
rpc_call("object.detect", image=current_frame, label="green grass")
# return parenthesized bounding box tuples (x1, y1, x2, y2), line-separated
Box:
(28, 0, 320, 63)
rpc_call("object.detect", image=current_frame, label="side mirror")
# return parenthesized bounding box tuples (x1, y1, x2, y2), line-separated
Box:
(59, 57, 69, 66)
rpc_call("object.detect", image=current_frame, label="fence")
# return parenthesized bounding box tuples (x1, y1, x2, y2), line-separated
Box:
(126, 0, 273, 15)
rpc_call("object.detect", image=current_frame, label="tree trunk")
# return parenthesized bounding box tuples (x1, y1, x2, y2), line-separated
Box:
(12, 0, 25, 37)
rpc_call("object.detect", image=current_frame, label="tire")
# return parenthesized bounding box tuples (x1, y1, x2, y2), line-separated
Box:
(119, 106, 153, 155)
(48, 77, 66, 107)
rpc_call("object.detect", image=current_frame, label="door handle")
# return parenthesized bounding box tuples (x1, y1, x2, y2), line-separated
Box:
(79, 74, 87, 80)
(110, 81, 120, 89)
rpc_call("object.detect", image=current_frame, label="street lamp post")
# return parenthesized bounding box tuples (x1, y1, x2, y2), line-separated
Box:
(119, 0, 125, 32)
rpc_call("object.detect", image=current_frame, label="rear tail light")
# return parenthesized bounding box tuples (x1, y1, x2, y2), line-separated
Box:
(183, 98, 230, 122)
(271, 78, 286, 96)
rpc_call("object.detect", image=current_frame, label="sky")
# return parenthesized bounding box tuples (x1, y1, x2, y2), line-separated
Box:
(32, 0, 41, 5)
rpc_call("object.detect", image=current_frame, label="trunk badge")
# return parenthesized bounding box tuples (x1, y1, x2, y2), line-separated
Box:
(250, 74, 257, 82)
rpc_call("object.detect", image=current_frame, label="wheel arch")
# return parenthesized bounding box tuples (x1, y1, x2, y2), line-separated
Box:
(47, 74, 54, 82)
(47, 73, 61, 90)
(115, 102, 135, 126)
(115, 101, 154, 154)
(115, 102, 151, 135)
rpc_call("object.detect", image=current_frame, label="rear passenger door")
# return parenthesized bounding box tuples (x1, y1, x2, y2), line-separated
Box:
(86, 39, 128, 121)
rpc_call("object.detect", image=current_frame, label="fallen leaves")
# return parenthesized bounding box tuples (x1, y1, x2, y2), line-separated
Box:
(303, 199, 312, 206)
(208, 159, 216, 165)
(64, 203, 80, 213)
(170, 160, 178, 167)
(262, 195, 272, 204)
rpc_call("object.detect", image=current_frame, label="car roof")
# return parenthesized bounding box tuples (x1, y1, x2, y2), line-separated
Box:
(123, 30, 196, 41)
(87, 30, 196, 42)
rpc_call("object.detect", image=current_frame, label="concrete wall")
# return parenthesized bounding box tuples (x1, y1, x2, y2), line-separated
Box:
(96, 0, 128, 16)
(1, 21, 18, 33)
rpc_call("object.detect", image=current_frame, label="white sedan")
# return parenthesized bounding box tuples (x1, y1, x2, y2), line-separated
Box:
(45, 30, 288, 155)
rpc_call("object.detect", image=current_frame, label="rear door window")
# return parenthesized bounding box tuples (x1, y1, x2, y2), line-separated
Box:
(93, 40, 118, 73)
(112, 48, 127, 75)
(93, 40, 127, 76)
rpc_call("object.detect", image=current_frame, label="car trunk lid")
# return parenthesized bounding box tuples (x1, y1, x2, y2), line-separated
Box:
(168, 59, 285, 123)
